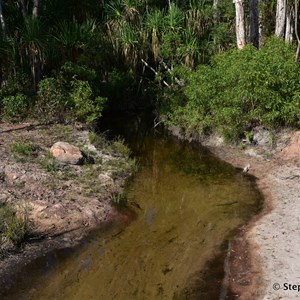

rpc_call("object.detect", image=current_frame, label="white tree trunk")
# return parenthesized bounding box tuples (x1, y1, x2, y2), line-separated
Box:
(233, 0, 246, 49)
(250, 0, 259, 47)
(285, 5, 294, 43)
(275, 0, 286, 38)
(213, 0, 220, 24)
(32, 0, 40, 18)
(0, 0, 6, 38)
(168, 0, 171, 11)
(295, 0, 300, 61)
(259, 0, 267, 46)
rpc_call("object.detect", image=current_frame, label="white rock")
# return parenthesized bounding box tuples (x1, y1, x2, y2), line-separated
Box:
(50, 142, 84, 165)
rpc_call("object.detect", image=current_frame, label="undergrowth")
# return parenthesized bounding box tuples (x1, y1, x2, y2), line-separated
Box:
(0, 204, 29, 253)
(160, 37, 300, 142)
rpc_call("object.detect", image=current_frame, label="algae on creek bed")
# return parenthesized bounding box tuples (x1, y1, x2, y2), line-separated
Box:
(4, 117, 263, 300)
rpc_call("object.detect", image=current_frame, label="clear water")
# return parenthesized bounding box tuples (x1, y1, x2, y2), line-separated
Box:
(2, 115, 262, 300)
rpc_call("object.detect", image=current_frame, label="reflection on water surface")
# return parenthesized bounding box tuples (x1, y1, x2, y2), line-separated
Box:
(4, 114, 262, 300)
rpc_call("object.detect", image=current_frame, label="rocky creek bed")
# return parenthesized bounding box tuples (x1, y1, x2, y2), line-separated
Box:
(0, 122, 136, 292)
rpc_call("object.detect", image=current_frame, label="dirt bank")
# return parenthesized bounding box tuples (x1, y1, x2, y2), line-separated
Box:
(0, 122, 136, 292)
(201, 130, 300, 299)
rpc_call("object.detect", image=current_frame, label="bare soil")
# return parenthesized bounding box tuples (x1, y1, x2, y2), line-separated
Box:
(0, 122, 135, 290)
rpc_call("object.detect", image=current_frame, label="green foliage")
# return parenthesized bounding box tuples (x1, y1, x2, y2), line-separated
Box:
(88, 132, 107, 149)
(0, 204, 28, 249)
(0, 0, 238, 121)
(36, 73, 107, 124)
(110, 192, 127, 207)
(162, 37, 300, 141)
(0, 73, 32, 98)
(36, 76, 71, 123)
(70, 79, 107, 124)
(10, 142, 36, 156)
(21, 17, 46, 60)
(61, 61, 97, 81)
(2, 93, 31, 121)
(105, 138, 132, 157)
(0, 73, 33, 121)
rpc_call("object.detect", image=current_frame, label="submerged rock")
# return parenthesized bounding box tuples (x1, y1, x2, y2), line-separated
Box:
(50, 142, 84, 165)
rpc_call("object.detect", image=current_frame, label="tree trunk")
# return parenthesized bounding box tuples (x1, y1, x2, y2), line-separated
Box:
(295, 0, 300, 61)
(250, 0, 259, 47)
(213, 0, 220, 24)
(19, 0, 28, 18)
(259, 0, 267, 46)
(0, 62, 3, 88)
(168, 0, 171, 11)
(233, 0, 246, 49)
(32, 0, 42, 91)
(275, 0, 286, 38)
(32, 0, 40, 17)
(0, 0, 6, 38)
(285, 4, 294, 43)
(32, 52, 42, 92)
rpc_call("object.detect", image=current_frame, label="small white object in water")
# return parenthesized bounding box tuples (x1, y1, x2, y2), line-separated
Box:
(243, 164, 250, 173)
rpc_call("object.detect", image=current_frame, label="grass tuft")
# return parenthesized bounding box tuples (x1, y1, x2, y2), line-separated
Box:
(0, 204, 29, 251)
(10, 142, 35, 156)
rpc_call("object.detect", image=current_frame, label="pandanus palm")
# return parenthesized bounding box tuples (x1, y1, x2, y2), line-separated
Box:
(120, 23, 139, 66)
(145, 9, 164, 61)
(21, 17, 45, 92)
(104, 0, 143, 65)
(104, 0, 124, 53)
(55, 18, 98, 63)
(185, 0, 212, 38)
(178, 29, 199, 68)
(159, 4, 184, 66)
(165, 3, 184, 31)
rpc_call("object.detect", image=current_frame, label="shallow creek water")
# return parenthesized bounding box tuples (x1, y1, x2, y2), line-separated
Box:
(4, 115, 262, 299)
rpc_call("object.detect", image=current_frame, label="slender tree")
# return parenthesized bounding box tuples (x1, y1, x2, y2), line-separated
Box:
(213, 0, 220, 24)
(285, 4, 294, 43)
(32, 0, 41, 18)
(0, 0, 6, 38)
(295, 0, 300, 60)
(250, 0, 259, 47)
(19, 0, 28, 18)
(233, 0, 246, 49)
(275, 0, 286, 38)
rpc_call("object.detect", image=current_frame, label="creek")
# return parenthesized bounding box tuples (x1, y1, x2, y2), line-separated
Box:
(3, 113, 262, 299)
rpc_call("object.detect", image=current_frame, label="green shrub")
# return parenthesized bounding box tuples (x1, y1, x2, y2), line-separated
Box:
(36, 76, 107, 124)
(162, 37, 300, 141)
(105, 138, 132, 157)
(10, 142, 35, 156)
(70, 79, 106, 124)
(0, 73, 32, 98)
(36, 76, 71, 123)
(0, 204, 28, 248)
(2, 93, 31, 121)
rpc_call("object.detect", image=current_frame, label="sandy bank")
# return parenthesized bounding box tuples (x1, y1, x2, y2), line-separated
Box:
(201, 130, 300, 299)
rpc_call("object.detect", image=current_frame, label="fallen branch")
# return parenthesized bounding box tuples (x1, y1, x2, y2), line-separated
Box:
(141, 59, 170, 87)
